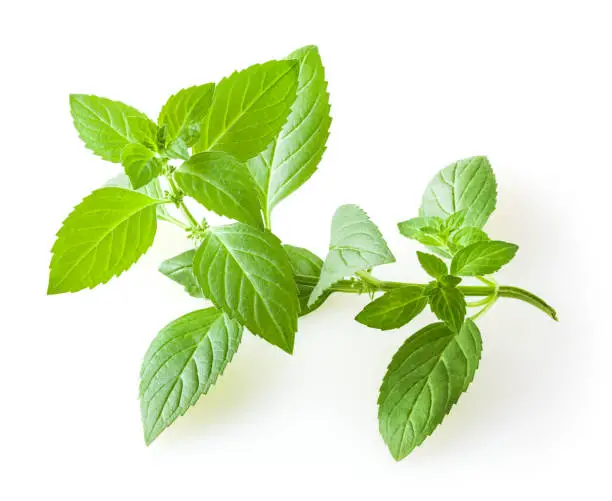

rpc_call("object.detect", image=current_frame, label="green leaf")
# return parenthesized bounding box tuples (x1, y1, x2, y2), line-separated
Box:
(70, 94, 157, 162)
(193, 60, 299, 161)
(246, 46, 331, 223)
(139, 307, 242, 445)
(193, 223, 299, 353)
(283, 244, 330, 316)
(104, 174, 172, 221)
(158, 83, 215, 147)
(158, 249, 203, 298)
(440, 275, 462, 288)
(397, 217, 443, 239)
(449, 226, 489, 250)
(355, 286, 427, 331)
(451, 240, 519, 276)
(48, 188, 161, 294)
(309, 204, 395, 306)
(420, 156, 497, 228)
(174, 151, 263, 228)
(416, 251, 448, 279)
(164, 137, 190, 160)
(121, 143, 163, 189)
(429, 284, 466, 332)
(444, 210, 468, 232)
(378, 320, 482, 460)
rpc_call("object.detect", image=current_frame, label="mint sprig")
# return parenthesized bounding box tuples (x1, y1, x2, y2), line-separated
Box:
(48, 46, 557, 460)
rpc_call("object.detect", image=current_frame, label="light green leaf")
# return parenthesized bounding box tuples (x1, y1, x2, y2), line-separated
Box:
(451, 240, 519, 276)
(449, 226, 489, 250)
(121, 143, 163, 189)
(309, 205, 395, 306)
(429, 285, 466, 332)
(140, 307, 242, 444)
(164, 137, 190, 160)
(158, 249, 203, 298)
(48, 188, 161, 294)
(193, 223, 299, 353)
(247, 46, 331, 224)
(174, 151, 263, 228)
(416, 251, 448, 279)
(421, 156, 497, 228)
(158, 83, 215, 147)
(283, 244, 330, 316)
(378, 320, 482, 460)
(104, 174, 172, 221)
(70, 94, 157, 162)
(440, 275, 462, 288)
(444, 210, 468, 232)
(355, 286, 427, 331)
(193, 60, 299, 161)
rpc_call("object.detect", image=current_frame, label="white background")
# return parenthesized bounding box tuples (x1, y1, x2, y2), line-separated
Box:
(1, 0, 610, 499)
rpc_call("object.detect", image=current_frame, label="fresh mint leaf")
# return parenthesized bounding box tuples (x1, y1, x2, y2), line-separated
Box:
(70, 94, 157, 162)
(416, 251, 448, 279)
(193, 60, 299, 161)
(104, 174, 172, 221)
(283, 244, 330, 316)
(309, 204, 395, 306)
(174, 151, 263, 228)
(449, 226, 489, 250)
(378, 320, 482, 460)
(247, 46, 331, 225)
(440, 275, 462, 288)
(140, 307, 242, 444)
(429, 285, 466, 332)
(444, 210, 468, 232)
(158, 249, 203, 298)
(421, 156, 497, 228)
(193, 223, 299, 353)
(451, 240, 519, 276)
(48, 188, 162, 294)
(158, 83, 215, 147)
(120, 143, 163, 189)
(355, 286, 427, 330)
(164, 137, 190, 160)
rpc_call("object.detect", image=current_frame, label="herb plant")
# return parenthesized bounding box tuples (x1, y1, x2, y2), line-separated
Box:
(48, 45, 557, 460)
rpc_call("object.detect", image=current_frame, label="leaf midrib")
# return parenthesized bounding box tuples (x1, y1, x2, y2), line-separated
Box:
(206, 64, 296, 151)
(52, 200, 159, 290)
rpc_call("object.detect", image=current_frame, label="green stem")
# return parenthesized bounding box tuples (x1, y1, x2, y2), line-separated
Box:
(166, 174, 201, 228)
(293, 275, 558, 321)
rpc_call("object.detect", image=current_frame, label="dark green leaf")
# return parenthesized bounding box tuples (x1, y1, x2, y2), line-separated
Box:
(421, 156, 497, 228)
(355, 286, 427, 330)
(193, 60, 299, 161)
(158, 249, 203, 298)
(416, 251, 448, 279)
(48, 188, 161, 294)
(378, 320, 482, 460)
(429, 285, 466, 332)
(175, 151, 263, 228)
(193, 223, 299, 353)
(70, 94, 157, 162)
(451, 240, 519, 276)
(283, 244, 330, 316)
(140, 307, 242, 444)
(310, 204, 395, 306)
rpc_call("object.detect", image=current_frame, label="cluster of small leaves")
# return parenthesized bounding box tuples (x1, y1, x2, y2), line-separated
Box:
(49, 47, 555, 460)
